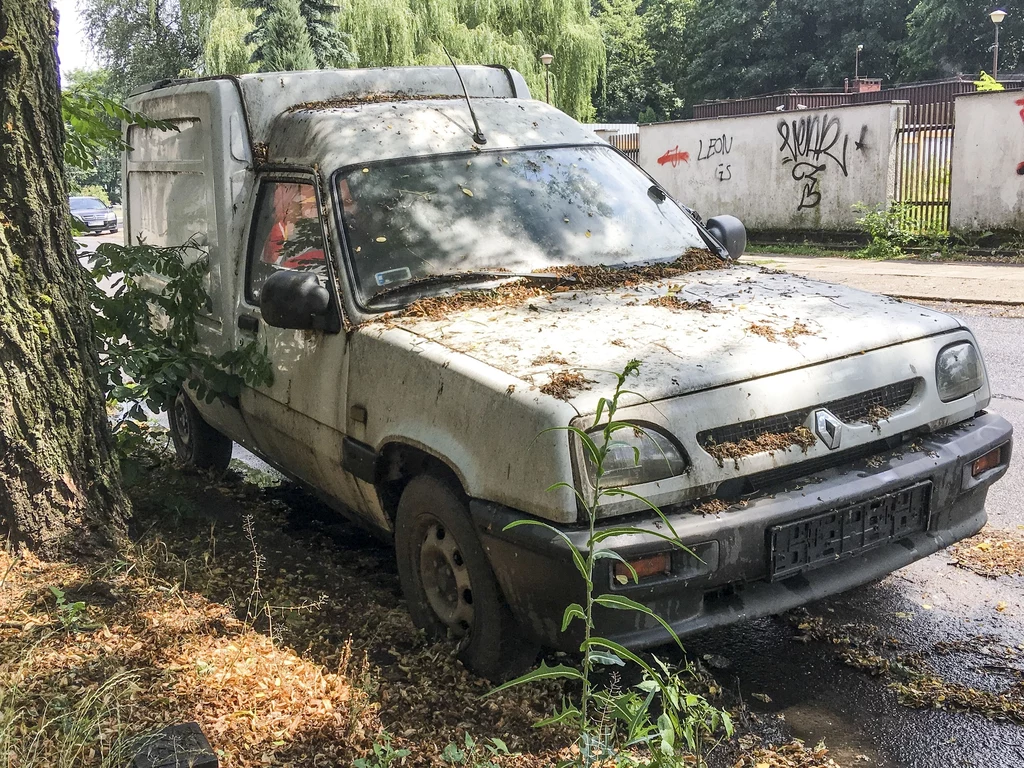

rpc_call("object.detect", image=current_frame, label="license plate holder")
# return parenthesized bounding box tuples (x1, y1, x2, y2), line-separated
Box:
(769, 482, 931, 581)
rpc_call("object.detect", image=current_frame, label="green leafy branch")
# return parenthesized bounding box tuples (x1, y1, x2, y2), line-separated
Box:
(62, 89, 177, 172)
(88, 240, 272, 454)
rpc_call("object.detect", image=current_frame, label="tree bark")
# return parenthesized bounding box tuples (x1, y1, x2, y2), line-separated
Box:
(0, 0, 128, 558)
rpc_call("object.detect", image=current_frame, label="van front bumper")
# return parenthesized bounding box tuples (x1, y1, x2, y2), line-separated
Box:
(472, 412, 1013, 651)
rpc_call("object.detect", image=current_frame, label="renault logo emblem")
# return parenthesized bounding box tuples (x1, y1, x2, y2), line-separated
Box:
(814, 409, 843, 450)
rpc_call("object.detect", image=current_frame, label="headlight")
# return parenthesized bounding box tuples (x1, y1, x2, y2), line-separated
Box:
(581, 425, 688, 488)
(935, 342, 984, 402)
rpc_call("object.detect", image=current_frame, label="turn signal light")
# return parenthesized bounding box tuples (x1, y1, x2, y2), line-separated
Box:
(614, 552, 671, 584)
(972, 446, 1004, 477)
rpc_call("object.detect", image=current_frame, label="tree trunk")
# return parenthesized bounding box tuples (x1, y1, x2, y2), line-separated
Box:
(0, 0, 128, 558)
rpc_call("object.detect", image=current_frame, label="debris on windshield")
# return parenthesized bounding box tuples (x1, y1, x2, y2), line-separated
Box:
(536, 248, 723, 289)
(399, 281, 550, 320)
(704, 426, 817, 468)
(540, 370, 594, 401)
(646, 296, 717, 313)
(378, 250, 726, 322)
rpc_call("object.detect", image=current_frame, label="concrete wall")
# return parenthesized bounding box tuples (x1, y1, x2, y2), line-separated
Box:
(950, 91, 1024, 232)
(638, 102, 904, 231)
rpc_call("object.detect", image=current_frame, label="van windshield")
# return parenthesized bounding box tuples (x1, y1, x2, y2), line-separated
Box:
(335, 145, 709, 309)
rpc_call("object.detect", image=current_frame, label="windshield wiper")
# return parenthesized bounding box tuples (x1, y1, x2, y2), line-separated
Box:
(367, 270, 572, 308)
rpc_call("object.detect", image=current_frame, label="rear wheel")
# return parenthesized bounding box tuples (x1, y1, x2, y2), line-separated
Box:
(167, 389, 233, 472)
(394, 473, 537, 680)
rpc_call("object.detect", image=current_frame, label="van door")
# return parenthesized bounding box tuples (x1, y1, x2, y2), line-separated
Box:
(236, 173, 372, 522)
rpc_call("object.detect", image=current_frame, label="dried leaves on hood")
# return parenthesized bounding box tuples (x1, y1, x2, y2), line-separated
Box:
(646, 296, 717, 312)
(540, 370, 594, 400)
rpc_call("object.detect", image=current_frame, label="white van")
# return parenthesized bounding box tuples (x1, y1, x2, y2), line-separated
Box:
(125, 67, 1012, 678)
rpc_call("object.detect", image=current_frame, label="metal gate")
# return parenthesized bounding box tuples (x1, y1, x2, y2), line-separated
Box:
(893, 101, 954, 233)
(605, 131, 639, 163)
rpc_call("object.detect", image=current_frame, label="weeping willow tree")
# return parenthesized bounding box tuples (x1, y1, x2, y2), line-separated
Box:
(338, 0, 604, 121)
(205, 0, 257, 75)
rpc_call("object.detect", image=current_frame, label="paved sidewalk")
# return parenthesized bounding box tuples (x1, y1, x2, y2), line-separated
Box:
(743, 254, 1024, 305)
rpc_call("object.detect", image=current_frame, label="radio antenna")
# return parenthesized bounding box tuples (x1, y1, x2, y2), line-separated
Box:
(442, 46, 486, 145)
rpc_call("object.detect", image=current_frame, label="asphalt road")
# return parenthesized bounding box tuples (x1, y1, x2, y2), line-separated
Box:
(683, 302, 1024, 768)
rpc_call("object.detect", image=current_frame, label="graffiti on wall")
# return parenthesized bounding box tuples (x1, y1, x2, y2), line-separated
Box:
(697, 134, 733, 161)
(715, 164, 732, 181)
(657, 146, 690, 167)
(777, 115, 850, 210)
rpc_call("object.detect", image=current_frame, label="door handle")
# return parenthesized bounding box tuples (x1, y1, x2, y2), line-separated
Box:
(238, 314, 259, 333)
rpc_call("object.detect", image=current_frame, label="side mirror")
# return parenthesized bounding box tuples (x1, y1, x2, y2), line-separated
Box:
(705, 215, 746, 261)
(260, 270, 330, 330)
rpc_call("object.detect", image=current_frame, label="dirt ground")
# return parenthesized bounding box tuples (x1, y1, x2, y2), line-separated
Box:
(0, 439, 844, 767)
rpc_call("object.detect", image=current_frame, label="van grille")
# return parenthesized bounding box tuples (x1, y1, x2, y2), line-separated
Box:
(697, 379, 918, 450)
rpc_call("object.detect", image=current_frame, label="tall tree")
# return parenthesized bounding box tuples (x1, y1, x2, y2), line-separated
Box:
(0, 0, 129, 557)
(252, 0, 317, 71)
(593, 0, 656, 122)
(901, 0, 1024, 80)
(82, 0, 203, 98)
(205, 0, 257, 75)
(676, 0, 912, 107)
(339, 0, 604, 121)
(300, 0, 353, 68)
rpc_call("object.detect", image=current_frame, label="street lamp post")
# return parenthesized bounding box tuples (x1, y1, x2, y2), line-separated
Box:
(540, 52, 554, 104)
(855, 44, 864, 82)
(991, 8, 1008, 81)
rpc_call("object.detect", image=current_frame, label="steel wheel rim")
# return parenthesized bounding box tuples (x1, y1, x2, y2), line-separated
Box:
(173, 396, 191, 448)
(419, 519, 474, 637)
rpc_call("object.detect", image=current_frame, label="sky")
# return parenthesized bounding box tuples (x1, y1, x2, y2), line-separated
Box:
(52, 0, 97, 76)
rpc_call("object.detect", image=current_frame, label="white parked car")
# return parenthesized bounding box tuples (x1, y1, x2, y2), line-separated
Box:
(125, 67, 1012, 678)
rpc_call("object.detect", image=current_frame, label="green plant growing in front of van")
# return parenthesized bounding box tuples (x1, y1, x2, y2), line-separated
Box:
(87, 240, 273, 456)
(491, 361, 733, 767)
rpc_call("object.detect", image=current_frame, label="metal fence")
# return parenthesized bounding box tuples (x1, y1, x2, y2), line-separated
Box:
(691, 78, 1021, 120)
(893, 101, 955, 233)
(605, 131, 639, 163)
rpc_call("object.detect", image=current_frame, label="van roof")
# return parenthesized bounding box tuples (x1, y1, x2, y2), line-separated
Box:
(265, 97, 601, 168)
(132, 66, 531, 146)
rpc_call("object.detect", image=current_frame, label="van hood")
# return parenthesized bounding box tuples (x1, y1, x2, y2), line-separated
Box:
(383, 264, 961, 413)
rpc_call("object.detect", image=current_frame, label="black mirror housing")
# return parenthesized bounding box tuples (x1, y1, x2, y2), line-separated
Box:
(705, 215, 746, 261)
(260, 270, 331, 330)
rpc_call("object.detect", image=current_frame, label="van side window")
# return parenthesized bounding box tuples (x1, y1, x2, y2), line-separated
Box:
(247, 180, 327, 302)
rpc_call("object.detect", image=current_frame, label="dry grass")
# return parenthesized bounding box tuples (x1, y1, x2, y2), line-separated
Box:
(0, 552, 377, 768)
(950, 528, 1024, 578)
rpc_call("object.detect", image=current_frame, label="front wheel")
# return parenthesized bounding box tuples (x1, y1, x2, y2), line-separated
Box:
(167, 389, 233, 472)
(394, 474, 537, 680)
